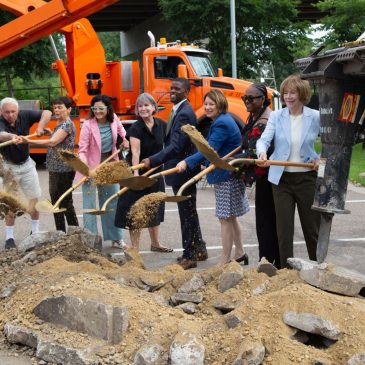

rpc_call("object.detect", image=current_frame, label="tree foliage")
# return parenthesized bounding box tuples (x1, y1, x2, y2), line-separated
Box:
(98, 32, 121, 60)
(158, 0, 311, 83)
(317, 0, 365, 46)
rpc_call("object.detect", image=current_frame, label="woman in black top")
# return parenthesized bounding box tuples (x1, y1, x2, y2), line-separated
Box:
(114, 93, 173, 252)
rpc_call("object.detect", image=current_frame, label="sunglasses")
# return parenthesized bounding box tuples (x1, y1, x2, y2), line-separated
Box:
(91, 106, 108, 111)
(242, 95, 264, 103)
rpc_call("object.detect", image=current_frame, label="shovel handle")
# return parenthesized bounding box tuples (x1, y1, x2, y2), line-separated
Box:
(150, 166, 180, 179)
(0, 132, 38, 148)
(129, 163, 145, 171)
(264, 160, 315, 168)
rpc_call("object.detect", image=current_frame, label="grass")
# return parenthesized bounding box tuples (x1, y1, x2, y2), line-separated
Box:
(315, 140, 365, 187)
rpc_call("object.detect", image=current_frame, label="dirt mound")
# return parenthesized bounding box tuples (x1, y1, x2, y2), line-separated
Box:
(0, 235, 364, 364)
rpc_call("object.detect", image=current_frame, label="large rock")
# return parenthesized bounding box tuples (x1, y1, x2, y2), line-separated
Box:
(170, 332, 205, 365)
(218, 265, 244, 293)
(178, 275, 205, 294)
(299, 264, 365, 297)
(18, 231, 66, 252)
(36, 338, 95, 365)
(283, 311, 341, 341)
(4, 323, 39, 348)
(33, 295, 128, 344)
(287, 258, 319, 271)
(134, 344, 165, 365)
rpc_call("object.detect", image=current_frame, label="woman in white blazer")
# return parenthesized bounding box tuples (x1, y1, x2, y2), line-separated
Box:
(256, 75, 321, 268)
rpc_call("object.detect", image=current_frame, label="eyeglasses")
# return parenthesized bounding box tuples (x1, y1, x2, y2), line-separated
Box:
(242, 95, 264, 103)
(91, 106, 108, 111)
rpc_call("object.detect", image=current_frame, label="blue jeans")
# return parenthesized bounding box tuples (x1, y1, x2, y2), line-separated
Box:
(82, 180, 123, 241)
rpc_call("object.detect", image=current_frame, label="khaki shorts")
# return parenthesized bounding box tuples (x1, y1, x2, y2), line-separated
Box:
(3, 158, 42, 200)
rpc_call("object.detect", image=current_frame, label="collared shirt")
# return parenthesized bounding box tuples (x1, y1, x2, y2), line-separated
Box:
(0, 110, 43, 164)
(172, 98, 187, 115)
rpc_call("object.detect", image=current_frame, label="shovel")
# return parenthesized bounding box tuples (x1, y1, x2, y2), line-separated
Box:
(228, 157, 316, 169)
(176, 145, 242, 196)
(118, 166, 181, 190)
(0, 129, 52, 148)
(83, 166, 161, 215)
(36, 149, 124, 213)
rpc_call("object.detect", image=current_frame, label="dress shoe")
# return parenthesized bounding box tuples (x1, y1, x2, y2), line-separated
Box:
(177, 251, 208, 263)
(235, 253, 249, 265)
(5, 238, 16, 250)
(179, 258, 197, 270)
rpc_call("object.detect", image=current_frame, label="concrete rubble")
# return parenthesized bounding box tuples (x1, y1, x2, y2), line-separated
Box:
(0, 231, 364, 364)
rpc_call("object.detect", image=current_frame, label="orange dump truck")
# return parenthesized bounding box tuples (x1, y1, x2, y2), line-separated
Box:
(0, 0, 280, 155)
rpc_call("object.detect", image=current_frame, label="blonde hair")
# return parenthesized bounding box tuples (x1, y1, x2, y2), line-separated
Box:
(280, 74, 311, 105)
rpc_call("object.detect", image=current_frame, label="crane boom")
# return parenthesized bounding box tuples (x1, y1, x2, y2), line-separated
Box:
(0, 0, 118, 58)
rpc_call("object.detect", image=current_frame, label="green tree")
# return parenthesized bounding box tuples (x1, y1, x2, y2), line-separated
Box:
(0, 10, 64, 95)
(158, 0, 310, 84)
(317, 0, 365, 46)
(98, 32, 121, 60)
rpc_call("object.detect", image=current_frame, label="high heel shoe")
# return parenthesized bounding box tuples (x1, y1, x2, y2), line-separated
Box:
(235, 253, 249, 265)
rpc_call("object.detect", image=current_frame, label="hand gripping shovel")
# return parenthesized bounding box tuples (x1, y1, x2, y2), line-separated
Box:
(36, 149, 124, 213)
(83, 166, 160, 215)
(0, 128, 52, 148)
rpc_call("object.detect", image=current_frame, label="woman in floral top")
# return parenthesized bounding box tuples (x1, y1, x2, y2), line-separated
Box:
(241, 84, 280, 268)
(21, 96, 78, 232)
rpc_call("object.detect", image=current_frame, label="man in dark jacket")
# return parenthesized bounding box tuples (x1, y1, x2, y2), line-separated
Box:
(142, 78, 207, 269)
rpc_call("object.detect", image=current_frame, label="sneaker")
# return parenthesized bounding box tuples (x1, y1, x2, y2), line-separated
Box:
(5, 238, 16, 250)
(112, 240, 129, 250)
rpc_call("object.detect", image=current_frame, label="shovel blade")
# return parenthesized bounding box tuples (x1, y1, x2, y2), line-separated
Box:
(35, 200, 66, 213)
(164, 195, 190, 202)
(58, 150, 90, 176)
(119, 176, 157, 190)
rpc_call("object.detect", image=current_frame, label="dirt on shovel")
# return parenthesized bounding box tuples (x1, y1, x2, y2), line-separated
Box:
(0, 191, 27, 219)
(91, 160, 133, 185)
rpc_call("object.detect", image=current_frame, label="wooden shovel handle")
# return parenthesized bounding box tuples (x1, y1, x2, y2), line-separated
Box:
(151, 166, 180, 178)
(0, 132, 38, 148)
(129, 163, 145, 171)
(264, 160, 315, 168)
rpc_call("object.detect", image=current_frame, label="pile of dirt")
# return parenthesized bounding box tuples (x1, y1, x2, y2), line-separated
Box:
(91, 160, 132, 185)
(0, 235, 364, 365)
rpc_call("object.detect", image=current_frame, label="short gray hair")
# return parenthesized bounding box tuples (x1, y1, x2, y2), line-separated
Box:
(1, 97, 19, 109)
(135, 93, 157, 116)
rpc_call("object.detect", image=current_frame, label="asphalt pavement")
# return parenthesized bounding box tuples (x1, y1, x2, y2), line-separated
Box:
(1, 164, 365, 275)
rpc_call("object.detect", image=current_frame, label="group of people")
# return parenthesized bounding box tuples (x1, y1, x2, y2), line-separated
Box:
(0, 73, 321, 270)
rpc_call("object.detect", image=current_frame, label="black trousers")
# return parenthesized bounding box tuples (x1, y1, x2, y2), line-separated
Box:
(172, 184, 207, 260)
(272, 171, 320, 268)
(255, 176, 280, 268)
(49, 171, 79, 232)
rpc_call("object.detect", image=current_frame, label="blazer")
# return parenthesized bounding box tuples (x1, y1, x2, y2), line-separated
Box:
(185, 113, 241, 184)
(149, 100, 198, 186)
(75, 114, 126, 181)
(256, 106, 320, 185)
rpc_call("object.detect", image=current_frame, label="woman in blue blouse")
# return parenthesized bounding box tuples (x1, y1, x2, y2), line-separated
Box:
(177, 89, 250, 264)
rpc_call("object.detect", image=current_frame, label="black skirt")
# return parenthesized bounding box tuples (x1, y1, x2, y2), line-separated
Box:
(114, 177, 165, 229)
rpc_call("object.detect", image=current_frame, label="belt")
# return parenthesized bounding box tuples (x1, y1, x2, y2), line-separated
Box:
(6, 158, 29, 165)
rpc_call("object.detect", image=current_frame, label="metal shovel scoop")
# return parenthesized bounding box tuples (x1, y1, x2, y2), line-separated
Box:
(36, 149, 124, 213)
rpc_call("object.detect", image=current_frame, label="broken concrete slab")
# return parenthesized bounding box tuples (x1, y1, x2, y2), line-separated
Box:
(224, 313, 242, 329)
(178, 302, 196, 314)
(169, 332, 205, 365)
(287, 257, 319, 271)
(347, 353, 365, 365)
(140, 274, 172, 292)
(283, 311, 341, 340)
(218, 266, 244, 293)
(33, 295, 128, 344)
(232, 341, 266, 365)
(178, 274, 205, 294)
(133, 344, 165, 365)
(213, 298, 239, 313)
(299, 264, 365, 297)
(4, 323, 39, 348)
(257, 257, 277, 277)
(36, 338, 96, 365)
(170, 293, 203, 306)
(67, 227, 102, 251)
(18, 231, 66, 252)
(0, 284, 16, 299)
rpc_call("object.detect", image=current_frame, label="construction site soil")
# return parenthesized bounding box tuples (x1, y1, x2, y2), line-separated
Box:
(0, 234, 364, 364)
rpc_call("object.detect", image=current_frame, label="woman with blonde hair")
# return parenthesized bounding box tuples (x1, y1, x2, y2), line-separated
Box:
(256, 74, 321, 267)
(177, 89, 250, 264)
